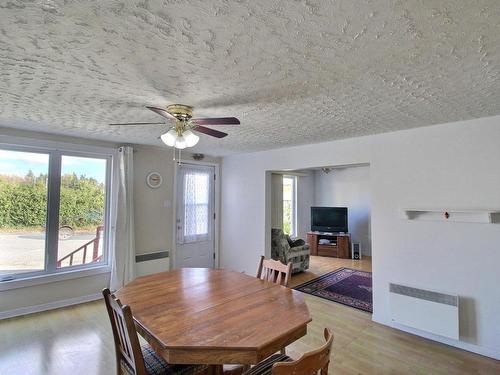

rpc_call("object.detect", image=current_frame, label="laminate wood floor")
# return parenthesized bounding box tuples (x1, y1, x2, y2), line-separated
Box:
(1, 256, 499, 375)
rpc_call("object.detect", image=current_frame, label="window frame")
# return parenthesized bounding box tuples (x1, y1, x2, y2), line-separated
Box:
(0, 137, 114, 287)
(283, 175, 297, 236)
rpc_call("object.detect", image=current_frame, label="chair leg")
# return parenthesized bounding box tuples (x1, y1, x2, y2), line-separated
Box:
(320, 363, 329, 375)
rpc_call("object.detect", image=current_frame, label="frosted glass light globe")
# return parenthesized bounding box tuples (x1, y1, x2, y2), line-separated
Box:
(160, 129, 177, 147)
(183, 130, 200, 147)
(175, 136, 187, 149)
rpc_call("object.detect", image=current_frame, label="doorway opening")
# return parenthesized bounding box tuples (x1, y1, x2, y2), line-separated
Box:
(267, 164, 372, 312)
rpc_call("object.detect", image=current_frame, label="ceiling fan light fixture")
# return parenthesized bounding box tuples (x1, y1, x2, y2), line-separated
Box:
(110, 104, 239, 148)
(183, 130, 199, 147)
(160, 128, 197, 149)
(160, 129, 177, 147)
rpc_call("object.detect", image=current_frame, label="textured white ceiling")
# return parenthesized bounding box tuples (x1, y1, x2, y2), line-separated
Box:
(1, 1, 500, 155)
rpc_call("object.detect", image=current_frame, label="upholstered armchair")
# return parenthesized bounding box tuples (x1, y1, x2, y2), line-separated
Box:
(271, 228, 310, 273)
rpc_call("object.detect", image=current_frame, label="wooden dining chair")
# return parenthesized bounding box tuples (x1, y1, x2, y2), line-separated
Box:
(102, 288, 208, 375)
(242, 328, 333, 375)
(256, 255, 293, 287)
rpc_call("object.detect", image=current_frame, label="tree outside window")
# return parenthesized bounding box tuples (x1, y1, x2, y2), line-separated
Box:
(283, 176, 296, 236)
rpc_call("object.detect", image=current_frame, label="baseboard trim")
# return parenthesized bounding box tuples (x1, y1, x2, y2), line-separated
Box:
(372, 315, 500, 361)
(0, 293, 102, 320)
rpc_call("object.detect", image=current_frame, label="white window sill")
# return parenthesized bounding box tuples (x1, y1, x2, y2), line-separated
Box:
(0, 265, 111, 291)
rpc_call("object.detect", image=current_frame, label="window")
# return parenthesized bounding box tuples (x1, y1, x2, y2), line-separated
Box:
(0, 146, 111, 281)
(283, 175, 296, 236)
(177, 165, 214, 244)
(184, 171, 210, 238)
(0, 149, 49, 277)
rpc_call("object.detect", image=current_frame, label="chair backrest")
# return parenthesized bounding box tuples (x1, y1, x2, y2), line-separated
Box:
(102, 288, 147, 375)
(256, 255, 293, 287)
(272, 328, 334, 375)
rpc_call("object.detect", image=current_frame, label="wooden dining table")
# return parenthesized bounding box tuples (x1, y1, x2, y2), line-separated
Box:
(115, 268, 312, 374)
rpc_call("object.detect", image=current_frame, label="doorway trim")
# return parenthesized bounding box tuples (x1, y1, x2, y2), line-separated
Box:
(171, 160, 220, 269)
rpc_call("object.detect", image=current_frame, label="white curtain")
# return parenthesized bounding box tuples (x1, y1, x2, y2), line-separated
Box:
(271, 173, 283, 229)
(177, 165, 213, 244)
(110, 145, 135, 290)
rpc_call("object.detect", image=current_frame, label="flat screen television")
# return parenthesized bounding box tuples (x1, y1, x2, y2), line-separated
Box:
(311, 207, 348, 233)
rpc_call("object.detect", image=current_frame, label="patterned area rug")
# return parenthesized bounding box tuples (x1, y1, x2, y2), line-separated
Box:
(294, 268, 373, 313)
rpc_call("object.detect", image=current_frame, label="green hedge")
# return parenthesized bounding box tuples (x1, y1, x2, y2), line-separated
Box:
(0, 173, 105, 228)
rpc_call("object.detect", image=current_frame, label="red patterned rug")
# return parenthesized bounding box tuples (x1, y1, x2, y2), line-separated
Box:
(294, 268, 373, 313)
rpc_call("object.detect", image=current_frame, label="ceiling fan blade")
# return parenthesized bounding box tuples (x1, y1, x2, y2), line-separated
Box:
(194, 126, 228, 138)
(146, 106, 176, 120)
(191, 117, 240, 125)
(109, 122, 165, 126)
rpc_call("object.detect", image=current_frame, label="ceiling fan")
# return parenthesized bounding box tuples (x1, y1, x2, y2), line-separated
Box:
(109, 104, 240, 149)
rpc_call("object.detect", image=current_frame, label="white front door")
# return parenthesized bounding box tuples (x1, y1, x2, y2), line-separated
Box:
(175, 164, 215, 268)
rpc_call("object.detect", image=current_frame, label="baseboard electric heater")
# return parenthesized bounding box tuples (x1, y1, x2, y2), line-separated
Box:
(389, 283, 459, 340)
(135, 251, 169, 277)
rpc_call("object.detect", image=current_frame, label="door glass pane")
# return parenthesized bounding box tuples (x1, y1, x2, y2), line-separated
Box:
(184, 172, 210, 238)
(177, 165, 213, 245)
(57, 156, 107, 269)
(0, 149, 49, 277)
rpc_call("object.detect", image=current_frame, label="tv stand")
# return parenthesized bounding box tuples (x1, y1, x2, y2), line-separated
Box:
(306, 232, 351, 258)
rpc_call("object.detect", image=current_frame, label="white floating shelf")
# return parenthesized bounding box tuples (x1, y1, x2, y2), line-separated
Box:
(401, 209, 500, 223)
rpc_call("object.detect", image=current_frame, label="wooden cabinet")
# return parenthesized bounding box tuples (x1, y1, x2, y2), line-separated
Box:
(306, 232, 351, 259)
(306, 233, 317, 255)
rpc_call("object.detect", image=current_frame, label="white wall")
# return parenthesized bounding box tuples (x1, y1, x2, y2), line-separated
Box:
(296, 172, 315, 240)
(134, 146, 175, 256)
(314, 166, 371, 255)
(0, 272, 110, 317)
(220, 115, 500, 359)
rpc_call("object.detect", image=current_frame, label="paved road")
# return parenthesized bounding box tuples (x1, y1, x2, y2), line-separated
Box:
(0, 232, 101, 276)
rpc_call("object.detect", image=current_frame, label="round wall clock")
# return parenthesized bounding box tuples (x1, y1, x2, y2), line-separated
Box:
(146, 172, 163, 189)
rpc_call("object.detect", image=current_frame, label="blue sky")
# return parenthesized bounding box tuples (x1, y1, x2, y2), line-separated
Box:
(0, 150, 106, 183)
